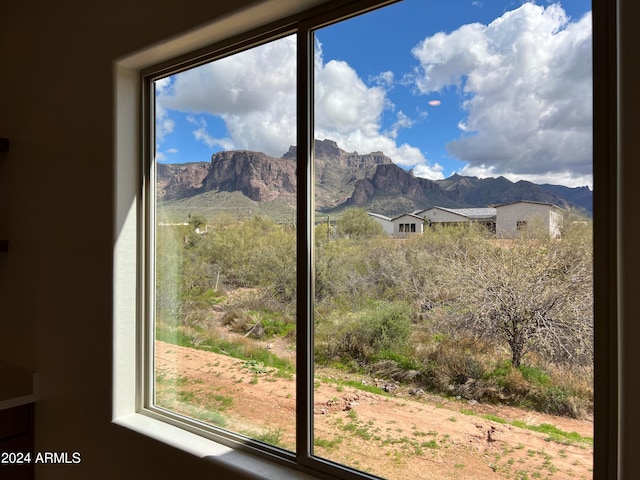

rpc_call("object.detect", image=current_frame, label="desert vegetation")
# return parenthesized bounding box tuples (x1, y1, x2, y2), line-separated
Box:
(156, 208, 593, 419)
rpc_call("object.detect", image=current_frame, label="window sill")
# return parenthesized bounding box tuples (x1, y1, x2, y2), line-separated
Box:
(113, 413, 321, 480)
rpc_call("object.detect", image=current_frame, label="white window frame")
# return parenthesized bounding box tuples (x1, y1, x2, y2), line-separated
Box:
(113, 0, 618, 478)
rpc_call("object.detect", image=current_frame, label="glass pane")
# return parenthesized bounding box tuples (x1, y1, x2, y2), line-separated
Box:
(313, 1, 593, 478)
(153, 35, 297, 450)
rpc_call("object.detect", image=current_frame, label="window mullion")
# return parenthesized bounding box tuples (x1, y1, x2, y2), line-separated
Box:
(296, 22, 315, 466)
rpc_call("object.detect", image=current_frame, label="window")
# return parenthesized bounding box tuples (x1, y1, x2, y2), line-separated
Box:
(116, 0, 606, 479)
(152, 35, 298, 449)
(398, 223, 414, 233)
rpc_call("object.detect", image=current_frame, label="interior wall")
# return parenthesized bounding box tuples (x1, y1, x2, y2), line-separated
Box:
(0, 0, 638, 478)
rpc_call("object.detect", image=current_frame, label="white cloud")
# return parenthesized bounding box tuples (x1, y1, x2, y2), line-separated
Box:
(154, 103, 175, 162)
(156, 35, 442, 178)
(155, 77, 171, 92)
(189, 116, 235, 151)
(155, 106, 174, 143)
(369, 70, 394, 87)
(313, 41, 441, 175)
(387, 111, 415, 140)
(414, 162, 445, 180)
(411, 3, 592, 186)
(158, 36, 298, 156)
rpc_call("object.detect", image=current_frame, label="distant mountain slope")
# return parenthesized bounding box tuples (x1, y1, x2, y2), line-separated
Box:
(286, 139, 393, 210)
(157, 162, 210, 201)
(156, 139, 592, 217)
(538, 183, 593, 213)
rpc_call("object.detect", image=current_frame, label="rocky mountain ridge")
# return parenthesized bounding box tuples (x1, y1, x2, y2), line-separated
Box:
(157, 139, 592, 216)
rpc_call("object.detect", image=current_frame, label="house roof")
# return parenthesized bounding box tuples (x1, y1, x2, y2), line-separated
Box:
(423, 206, 497, 220)
(494, 200, 564, 211)
(391, 213, 424, 222)
(368, 212, 424, 222)
(367, 212, 392, 222)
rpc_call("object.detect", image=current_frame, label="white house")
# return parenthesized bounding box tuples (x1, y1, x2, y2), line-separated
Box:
(419, 206, 497, 232)
(495, 201, 564, 238)
(367, 212, 394, 234)
(391, 213, 424, 236)
(368, 212, 424, 236)
(369, 201, 564, 239)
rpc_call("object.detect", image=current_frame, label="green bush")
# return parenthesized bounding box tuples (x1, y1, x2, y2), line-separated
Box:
(320, 301, 411, 361)
(260, 313, 296, 338)
(336, 208, 384, 239)
(376, 350, 421, 371)
(529, 385, 579, 418)
(519, 364, 551, 387)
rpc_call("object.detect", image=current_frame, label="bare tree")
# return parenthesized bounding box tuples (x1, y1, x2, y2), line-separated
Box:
(445, 227, 592, 368)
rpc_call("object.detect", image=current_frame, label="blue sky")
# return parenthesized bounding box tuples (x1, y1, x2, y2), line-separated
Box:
(156, 0, 592, 188)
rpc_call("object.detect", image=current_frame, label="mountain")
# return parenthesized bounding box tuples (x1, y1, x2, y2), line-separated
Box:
(286, 139, 393, 209)
(156, 139, 592, 217)
(157, 162, 210, 201)
(538, 183, 593, 213)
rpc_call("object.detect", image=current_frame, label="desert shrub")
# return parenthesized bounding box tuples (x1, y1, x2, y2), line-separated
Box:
(419, 337, 491, 395)
(157, 211, 593, 418)
(336, 208, 384, 239)
(483, 361, 539, 401)
(518, 363, 551, 387)
(416, 351, 591, 417)
(187, 213, 207, 229)
(155, 224, 227, 327)
(221, 309, 254, 334)
(524, 364, 593, 418)
(319, 301, 411, 362)
(375, 350, 421, 371)
(188, 216, 296, 302)
(315, 237, 379, 304)
(221, 308, 294, 339)
(529, 385, 579, 418)
(260, 313, 296, 338)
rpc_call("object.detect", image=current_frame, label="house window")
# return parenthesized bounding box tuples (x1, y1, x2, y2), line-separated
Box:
(136, 0, 602, 478)
(517, 220, 528, 231)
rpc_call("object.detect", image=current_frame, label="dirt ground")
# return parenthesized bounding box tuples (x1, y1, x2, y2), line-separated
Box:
(155, 339, 593, 480)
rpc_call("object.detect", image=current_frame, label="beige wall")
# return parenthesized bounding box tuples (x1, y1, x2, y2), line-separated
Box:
(495, 203, 562, 238)
(392, 215, 423, 235)
(423, 208, 469, 224)
(370, 215, 395, 235)
(0, 0, 638, 479)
